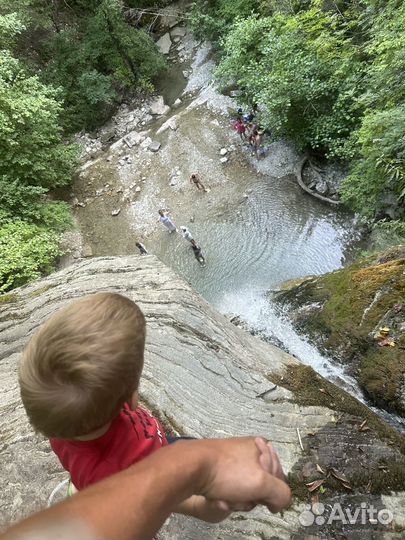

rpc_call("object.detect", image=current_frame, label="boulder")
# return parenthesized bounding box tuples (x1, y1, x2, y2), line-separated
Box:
(148, 140, 161, 152)
(150, 96, 170, 116)
(1, 256, 404, 538)
(156, 33, 172, 55)
(123, 131, 143, 148)
(156, 117, 178, 135)
(170, 26, 187, 38)
(100, 128, 116, 144)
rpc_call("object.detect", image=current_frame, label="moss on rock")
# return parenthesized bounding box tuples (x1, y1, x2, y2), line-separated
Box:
(273, 247, 405, 415)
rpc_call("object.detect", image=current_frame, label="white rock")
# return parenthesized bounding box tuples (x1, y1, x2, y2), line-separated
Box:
(106, 156, 112, 162)
(150, 96, 170, 116)
(140, 137, 152, 149)
(148, 140, 161, 152)
(220, 157, 228, 163)
(111, 209, 121, 216)
(156, 117, 178, 135)
(124, 131, 142, 148)
(170, 26, 187, 38)
(156, 33, 172, 55)
(173, 98, 182, 108)
(220, 148, 228, 156)
(135, 186, 141, 193)
(118, 159, 125, 166)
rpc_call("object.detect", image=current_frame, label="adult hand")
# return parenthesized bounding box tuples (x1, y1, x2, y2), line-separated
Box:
(190, 437, 292, 513)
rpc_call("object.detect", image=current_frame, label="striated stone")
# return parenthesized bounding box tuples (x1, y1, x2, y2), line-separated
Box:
(0, 256, 403, 539)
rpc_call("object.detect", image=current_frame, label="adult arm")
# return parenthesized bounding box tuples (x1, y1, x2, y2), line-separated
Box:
(1, 437, 291, 540)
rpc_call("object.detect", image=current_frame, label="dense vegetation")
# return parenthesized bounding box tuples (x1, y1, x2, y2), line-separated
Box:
(0, 1, 166, 292)
(192, 0, 405, 222)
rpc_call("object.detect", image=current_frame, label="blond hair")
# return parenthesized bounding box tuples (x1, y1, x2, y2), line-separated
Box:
(19, 293, 146, 438)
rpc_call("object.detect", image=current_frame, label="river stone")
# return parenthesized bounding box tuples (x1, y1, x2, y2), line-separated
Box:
(157, 117, 178, 135)
(100, 128, 116, 144)
(140, 137, 152, 149)
(124, 131, 143, 148)
(170, 26, 187, 38)
(315, 180, 328, 194)
(81, 244, 93, 257)
(156, 33, 172, 55)
(0, 256, 404, 539)
(150, 96, 170, 116)
(148, 140, 161, 152)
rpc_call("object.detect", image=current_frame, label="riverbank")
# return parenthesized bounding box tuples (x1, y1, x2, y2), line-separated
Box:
(271, 246, 405, 417)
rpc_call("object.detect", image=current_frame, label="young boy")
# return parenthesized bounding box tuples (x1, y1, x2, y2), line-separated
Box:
(19, 293, 285, 521)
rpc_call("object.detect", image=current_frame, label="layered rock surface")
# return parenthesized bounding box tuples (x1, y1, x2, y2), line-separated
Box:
(0, 256, 404, 539)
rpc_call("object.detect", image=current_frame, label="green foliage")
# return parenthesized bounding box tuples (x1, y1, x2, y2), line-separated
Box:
(0, 17, 76, 291)
(0, 220, 62, 292)
(195, 0, 405, 219)
(0, 12, 26, 47)
(0, 50, 78, 191)
(191, 0, 257, 45)
(341, 105, 405, 218)
(18, 0, 166, 131)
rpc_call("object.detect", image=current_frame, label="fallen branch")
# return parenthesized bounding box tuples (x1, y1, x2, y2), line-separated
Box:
(295, 156, 342, 206)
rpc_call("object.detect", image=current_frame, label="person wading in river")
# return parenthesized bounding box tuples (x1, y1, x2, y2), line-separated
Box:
(190, 173, 208, 192)
(190, 239, 206, 266)
(158, 209, 177, 233)
(180, 226, 194, 242)
(135, 242, 148, 255)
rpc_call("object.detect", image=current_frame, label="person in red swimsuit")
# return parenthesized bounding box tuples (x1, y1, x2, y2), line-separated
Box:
(18, 292, 243, 522)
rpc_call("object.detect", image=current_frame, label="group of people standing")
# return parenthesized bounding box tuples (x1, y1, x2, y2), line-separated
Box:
(233, 106, 264, 159)
(136, 174, 207, 266)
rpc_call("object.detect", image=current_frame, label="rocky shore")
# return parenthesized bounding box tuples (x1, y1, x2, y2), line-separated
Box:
(272, 246, 405, 417)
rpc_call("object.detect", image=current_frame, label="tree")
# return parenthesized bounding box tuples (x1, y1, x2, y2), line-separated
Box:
(0, 220, 62, 293)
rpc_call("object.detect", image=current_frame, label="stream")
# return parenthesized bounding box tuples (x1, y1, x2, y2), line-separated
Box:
(70, 33, 404, 433)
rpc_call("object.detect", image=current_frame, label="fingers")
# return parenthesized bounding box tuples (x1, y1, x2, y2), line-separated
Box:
(255, 438, 286, 481)
(255, 437, 271, 472)
(259, 474, 292, 513)
(216, 500, 255, 512)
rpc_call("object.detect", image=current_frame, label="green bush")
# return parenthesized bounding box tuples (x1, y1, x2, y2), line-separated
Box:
(0, 221, 62, 293)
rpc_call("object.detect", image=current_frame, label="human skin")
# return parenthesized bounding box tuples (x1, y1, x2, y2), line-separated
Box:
(1, 437, 291, 540)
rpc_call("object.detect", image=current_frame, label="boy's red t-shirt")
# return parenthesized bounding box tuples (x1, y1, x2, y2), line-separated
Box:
(50, 404, 168, 490)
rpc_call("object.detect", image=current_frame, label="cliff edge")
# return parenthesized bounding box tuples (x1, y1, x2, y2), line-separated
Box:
(0, 256, 404, 539)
